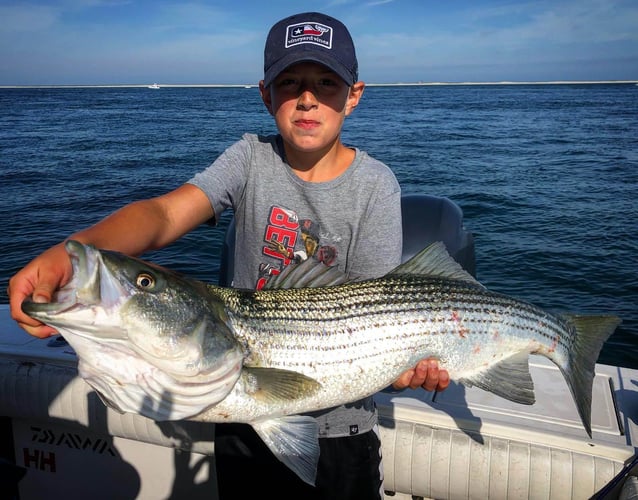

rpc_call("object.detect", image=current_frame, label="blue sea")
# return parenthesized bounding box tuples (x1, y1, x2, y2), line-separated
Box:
(1, 84, 637, 368)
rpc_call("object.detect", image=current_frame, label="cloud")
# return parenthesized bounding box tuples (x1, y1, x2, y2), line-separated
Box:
(459, 0, 638, 45)
(350, 0, 637, 82)
(0, 4, 60, 34)
(151, 2, 229, 33)
(365, 0, 396, 6)
(358, 0, 638, 69)
(1, 0, 635, 85)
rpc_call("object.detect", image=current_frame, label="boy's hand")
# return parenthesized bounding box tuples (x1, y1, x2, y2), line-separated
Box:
(8, 243, 71, 338)
(392, 358, 450, 392)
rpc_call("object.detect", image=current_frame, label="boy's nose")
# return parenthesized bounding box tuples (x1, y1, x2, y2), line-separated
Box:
(296, 88, 318, 110)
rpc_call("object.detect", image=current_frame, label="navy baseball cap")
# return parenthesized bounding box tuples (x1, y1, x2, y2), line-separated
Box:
(263, 12, 358, 87)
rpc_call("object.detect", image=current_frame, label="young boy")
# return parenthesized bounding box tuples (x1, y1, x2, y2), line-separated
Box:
(9, 11, 449, 500)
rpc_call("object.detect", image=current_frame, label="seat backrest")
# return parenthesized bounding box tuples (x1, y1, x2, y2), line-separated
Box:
(400, 194, 475, 275)
(218, 218, 236, 287)
(218, 194, 475, 287)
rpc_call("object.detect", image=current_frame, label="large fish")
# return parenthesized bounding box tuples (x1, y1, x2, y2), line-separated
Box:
(22, 240, 620, 485)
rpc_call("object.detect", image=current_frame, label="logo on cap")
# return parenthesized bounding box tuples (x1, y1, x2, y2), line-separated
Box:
(286, 22, 333, 49)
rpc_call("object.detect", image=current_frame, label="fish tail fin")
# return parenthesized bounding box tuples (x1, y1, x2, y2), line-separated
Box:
(561, 314, 621, 437)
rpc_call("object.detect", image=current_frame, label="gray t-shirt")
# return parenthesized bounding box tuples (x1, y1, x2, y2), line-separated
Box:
(188, 133, 402, 437)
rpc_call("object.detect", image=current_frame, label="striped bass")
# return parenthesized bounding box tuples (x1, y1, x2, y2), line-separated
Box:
(22, 240, 621, 485)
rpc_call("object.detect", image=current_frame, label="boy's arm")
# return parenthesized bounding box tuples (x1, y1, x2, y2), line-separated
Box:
(9, 184, 214, 338)
(66, 184, 214, 256)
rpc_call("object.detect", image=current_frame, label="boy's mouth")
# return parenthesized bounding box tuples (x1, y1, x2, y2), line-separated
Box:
(294, 119, 320, 130)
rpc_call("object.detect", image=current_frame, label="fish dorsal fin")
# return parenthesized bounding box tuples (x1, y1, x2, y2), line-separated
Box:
(390, 241, 483, 288)
(265, 242, 481, 289)
(263, 258, 350, 290)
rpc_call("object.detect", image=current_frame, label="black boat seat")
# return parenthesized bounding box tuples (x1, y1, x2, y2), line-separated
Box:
(400, 194, 475, 274)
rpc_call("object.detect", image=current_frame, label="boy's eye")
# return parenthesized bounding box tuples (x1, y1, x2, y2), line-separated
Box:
(318, 78, 338, 87)
(279, 78, 298, 86)
(273, 75, 343, 96)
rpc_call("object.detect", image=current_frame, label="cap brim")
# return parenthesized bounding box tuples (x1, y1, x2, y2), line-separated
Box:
(264, 51, 354, 87)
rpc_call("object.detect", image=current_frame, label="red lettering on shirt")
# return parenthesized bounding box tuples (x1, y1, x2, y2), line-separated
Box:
(269, 206, 299, 229)
(261, 206, 300, 266)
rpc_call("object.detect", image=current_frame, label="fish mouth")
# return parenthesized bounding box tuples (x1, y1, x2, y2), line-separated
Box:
(21, 241, 245, 421)
(22, 240, 129, 327)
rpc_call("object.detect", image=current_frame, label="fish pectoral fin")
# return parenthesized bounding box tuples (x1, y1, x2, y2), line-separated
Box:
(242, 367, 322, 403)
(252, 416, 319, 486)
(460, 352, 535, 405)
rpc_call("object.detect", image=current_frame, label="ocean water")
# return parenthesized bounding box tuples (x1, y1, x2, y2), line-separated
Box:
(1, 84, 636, 368)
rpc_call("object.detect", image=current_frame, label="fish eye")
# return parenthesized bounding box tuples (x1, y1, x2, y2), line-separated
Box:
(136, 273, 156, 289)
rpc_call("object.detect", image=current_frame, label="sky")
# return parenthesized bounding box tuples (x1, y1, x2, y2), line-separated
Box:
(1, 0, 637, 86)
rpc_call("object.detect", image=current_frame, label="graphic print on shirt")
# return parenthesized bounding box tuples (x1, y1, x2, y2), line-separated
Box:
(256, 205, 337, 290)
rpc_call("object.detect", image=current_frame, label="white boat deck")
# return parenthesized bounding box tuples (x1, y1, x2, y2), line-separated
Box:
(375, 357, 638, 499)
(1, 303, 636, 499)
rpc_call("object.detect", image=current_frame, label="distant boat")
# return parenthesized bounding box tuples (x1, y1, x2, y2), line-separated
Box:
(148, 83, 160, 89)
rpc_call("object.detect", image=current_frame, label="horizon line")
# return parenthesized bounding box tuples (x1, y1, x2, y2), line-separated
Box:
(1, 80, 638, 89)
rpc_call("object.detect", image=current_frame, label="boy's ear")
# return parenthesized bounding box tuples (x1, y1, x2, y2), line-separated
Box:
(346, 81, 365, 116)
(259, 80, 274, 115)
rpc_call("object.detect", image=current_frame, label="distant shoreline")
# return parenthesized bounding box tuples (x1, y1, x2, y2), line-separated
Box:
(1, 80, 637, 89)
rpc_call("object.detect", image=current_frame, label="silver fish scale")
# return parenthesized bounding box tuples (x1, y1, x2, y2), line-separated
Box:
(221, 276, 572, 353)
(200, 276, 575, 421)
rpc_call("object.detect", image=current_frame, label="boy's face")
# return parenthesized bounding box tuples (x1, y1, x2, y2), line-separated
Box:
(259, 62, 364, 156)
